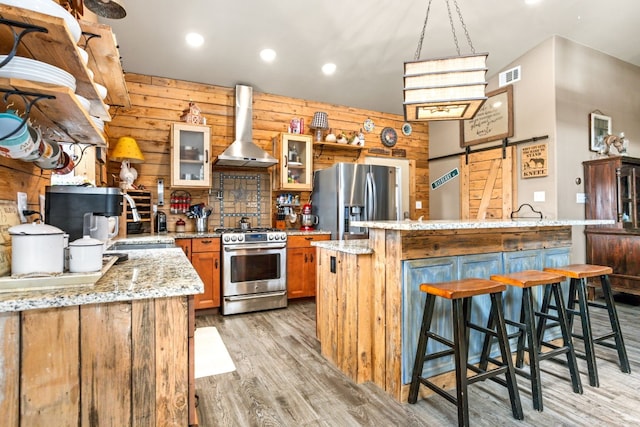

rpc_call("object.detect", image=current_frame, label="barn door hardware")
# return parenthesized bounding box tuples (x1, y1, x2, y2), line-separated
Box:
(431, 134, 549, 162)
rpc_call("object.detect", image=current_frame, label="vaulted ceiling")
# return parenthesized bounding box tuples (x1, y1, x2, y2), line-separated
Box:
(102, 0, 640, 115)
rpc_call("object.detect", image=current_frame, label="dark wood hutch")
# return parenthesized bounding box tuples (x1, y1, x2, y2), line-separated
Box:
(583, 156, 640, 295)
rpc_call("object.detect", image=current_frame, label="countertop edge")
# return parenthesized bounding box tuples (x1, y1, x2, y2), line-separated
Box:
(350, 219, 614, 230)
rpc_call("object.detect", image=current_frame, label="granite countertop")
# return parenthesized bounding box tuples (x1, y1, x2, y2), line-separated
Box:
(311, 239, 373, 255)
(124, 229, 330, 240)
(350, 218, 615, 231)
(285, 230, 331, 236)
(0, 247, 203, 313)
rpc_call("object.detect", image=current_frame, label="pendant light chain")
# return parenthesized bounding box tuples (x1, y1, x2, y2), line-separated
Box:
(413, 0, 476, 60)
(453, 0, 476, 54)
(414, 0, 433, 61)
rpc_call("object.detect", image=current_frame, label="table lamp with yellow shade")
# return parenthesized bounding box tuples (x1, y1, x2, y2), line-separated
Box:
(111, 136, 144, 190)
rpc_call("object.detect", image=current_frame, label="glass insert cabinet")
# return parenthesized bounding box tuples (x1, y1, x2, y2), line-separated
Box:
(171, 123, 211, 187)
(272, 133, 313, 191)
(583, 156, 640, 296)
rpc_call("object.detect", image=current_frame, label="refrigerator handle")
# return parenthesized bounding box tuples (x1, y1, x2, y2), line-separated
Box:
(366, 172, 376, 219)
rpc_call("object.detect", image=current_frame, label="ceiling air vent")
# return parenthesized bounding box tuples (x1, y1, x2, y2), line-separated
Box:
(499, 65, 521, 87)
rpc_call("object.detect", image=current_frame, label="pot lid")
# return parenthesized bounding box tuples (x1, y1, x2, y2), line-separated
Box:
(69, 236, 104, 247)
(9, 222, 64, 235)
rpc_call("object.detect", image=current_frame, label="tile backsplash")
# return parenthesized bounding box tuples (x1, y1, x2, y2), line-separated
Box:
(209, 171, 272, 229)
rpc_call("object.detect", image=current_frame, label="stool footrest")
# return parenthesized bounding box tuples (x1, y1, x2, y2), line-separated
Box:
(426, 331, 454, 348)
(534, 311, 560, 322)
(423, 348, 455, 362)
(467, 365, 509, 385)
(415, 377, 458, 406)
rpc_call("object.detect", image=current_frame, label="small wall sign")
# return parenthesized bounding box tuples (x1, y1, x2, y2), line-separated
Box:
(521, 143, 548, 178)
(431, 168, 459, 190)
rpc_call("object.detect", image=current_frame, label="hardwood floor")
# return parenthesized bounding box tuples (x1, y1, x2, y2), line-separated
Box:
(195, 295, 640, 426)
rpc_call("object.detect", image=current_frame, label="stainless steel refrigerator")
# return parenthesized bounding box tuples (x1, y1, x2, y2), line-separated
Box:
(311, 163, 400, 240)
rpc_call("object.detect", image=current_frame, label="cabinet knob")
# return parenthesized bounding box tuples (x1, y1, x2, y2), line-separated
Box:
(304, 254, 308, 262)
(215, 258, 218, 269)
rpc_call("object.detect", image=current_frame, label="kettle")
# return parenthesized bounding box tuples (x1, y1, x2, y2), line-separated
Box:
(155, 210, 167, 233)
(239, 216, 250, 230)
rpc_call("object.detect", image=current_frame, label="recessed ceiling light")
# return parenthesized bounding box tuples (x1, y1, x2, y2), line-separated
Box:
(185, 32, 204, 48)
(322, 63, 336, 75)
(524, 0, 541, 5)
(260, 48, 276, 62)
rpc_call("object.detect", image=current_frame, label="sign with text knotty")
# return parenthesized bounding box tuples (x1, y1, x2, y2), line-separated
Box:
(460, 85, 513, 147)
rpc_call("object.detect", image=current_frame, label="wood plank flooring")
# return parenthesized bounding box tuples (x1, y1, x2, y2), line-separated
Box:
(195, 294, 640, 426)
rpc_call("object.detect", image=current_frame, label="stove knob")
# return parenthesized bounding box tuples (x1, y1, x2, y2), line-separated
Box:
(223, 235, 230, 242)
(269, 234, 275, 240)
(280, 233, 286, 240)
(231, 235, 237, 242)
(238, 235, 244, 242)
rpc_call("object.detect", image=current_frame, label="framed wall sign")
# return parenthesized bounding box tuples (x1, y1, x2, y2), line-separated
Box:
(521, 143, 548, 179)
(589, 112, 611, 152)
(460, 85, 513, 147)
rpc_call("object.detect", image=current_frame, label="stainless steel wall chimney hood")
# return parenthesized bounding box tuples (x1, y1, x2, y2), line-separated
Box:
(214, 85, 278, 168)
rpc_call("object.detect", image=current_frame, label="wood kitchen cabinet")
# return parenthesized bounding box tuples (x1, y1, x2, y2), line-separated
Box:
(272, 133, 313, 191)
(171, 123, 211, 188)
(287, 234, 330, 298)
(176, 237, 221, 309)
(584, 156, 640, 295)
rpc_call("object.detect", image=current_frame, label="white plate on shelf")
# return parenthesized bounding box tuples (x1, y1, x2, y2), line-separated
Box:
(0, 0, 82, 43)
(75, 94, 91, 112)
(0, 55, 76, 91)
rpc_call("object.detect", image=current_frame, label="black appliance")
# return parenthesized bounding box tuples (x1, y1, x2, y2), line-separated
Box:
(45, 186, 122, 241)
(155, 210, 167, 233)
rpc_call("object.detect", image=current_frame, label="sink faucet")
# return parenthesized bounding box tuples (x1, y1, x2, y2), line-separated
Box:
(122, 193, 142, 222)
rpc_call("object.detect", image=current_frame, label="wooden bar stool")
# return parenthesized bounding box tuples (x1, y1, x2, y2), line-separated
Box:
(542, 264, 630, 387)
(483, 270, 583, 412)
(408, 278, 523, 427)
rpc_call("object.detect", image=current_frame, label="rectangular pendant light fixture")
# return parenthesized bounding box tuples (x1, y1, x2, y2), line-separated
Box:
(403, 52, 488, 121)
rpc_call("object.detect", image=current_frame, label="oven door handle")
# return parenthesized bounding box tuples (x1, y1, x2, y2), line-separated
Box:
(224, 244, 287, 251)
(224, 290, 287, 301)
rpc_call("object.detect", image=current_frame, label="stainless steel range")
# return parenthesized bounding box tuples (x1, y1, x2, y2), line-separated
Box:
(219, 227, 287, 315)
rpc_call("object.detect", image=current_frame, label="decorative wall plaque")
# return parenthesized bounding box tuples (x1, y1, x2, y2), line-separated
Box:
(460, 85, 513, 147)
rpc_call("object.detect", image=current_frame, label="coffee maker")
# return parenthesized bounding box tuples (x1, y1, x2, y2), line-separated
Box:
(45, 186, 123, 241)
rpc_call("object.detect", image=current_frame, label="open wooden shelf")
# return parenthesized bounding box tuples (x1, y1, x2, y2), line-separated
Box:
(79, 19, 130, 109)
(313, 141, 363, 150)
(0, 77, 106, 146)
(0, 4, 131, 148)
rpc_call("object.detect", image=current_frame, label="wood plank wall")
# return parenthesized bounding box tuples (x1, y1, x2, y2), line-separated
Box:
(0, 72, 430, 224)
(106, 74, 430, 227)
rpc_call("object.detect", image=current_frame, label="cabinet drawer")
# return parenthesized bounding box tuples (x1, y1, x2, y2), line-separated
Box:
(192, 237, 220, 252)
(287, 234, 330, 248)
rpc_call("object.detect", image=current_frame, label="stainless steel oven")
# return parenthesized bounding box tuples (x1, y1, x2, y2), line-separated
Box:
(219, 228, 287, 315)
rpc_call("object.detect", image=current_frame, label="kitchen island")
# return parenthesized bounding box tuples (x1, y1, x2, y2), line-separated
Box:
(0, 246, 203, 426)
(312, 219, 613, 402)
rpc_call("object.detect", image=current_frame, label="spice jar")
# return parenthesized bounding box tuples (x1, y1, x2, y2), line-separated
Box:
(176, 218, 186, 233)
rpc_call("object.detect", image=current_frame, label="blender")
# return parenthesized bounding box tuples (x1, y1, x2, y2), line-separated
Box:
(300, 203, 318, 231)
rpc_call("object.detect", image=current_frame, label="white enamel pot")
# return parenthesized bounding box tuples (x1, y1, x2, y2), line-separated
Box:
(68, 236, 104, 273)
(9, 222, 65, 275)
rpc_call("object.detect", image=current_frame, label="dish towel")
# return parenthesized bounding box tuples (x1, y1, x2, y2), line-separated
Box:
(194, 326, 236, 378)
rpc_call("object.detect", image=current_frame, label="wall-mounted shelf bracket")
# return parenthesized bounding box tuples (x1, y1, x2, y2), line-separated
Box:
(0, 18, 48, 68)
(0, 89, 55, 141)
(80, 30, 101, 50)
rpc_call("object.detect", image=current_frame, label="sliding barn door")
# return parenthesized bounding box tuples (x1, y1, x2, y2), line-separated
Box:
(460, 146, 515, 219)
